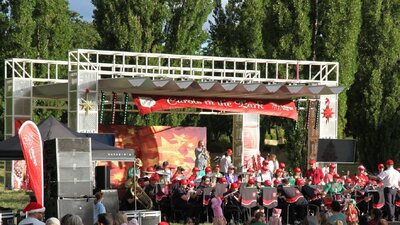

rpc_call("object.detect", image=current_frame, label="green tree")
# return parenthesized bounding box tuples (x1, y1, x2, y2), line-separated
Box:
(92, 0, 169, 52)
(347, 0, 400, 169)
(69, 11, 100, 49)
(33, 0, 72, 60)
(262, 0, 312, 168)
(7, 0, 36, 58)
(263, 0, 312, 60)
(317, 0, 362, 138)
(164, 0, 213, 54)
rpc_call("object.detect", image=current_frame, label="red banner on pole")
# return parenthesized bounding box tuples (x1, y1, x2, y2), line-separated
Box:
(133, 95, 298, 120)
(18, 121, 43, 205)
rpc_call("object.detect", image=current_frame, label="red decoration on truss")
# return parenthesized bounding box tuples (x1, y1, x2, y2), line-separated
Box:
(322, 97, 334, 123)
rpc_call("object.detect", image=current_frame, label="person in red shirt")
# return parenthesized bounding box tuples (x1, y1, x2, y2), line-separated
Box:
(188, 167, 200, 182)
(352, 165, 369, 188)
(305, 159, 324, 185)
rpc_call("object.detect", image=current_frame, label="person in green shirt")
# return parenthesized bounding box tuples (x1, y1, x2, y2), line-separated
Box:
(323, 174, 352, 198)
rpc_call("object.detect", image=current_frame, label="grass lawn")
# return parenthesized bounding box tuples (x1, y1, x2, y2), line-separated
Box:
(0, 161, 30, 212)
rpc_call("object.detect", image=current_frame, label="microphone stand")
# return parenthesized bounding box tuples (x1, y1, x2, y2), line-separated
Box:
(134, 160, 137, 210)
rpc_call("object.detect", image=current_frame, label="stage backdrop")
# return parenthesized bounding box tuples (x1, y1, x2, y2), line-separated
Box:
(98, 125, 206, 188)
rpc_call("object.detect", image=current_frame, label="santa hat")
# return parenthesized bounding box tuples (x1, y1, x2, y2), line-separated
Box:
(272, 208, 282, 217)
(21, 202, 45, 216)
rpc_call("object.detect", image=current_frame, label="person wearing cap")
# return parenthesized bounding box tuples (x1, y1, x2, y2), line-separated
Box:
(273, 168, 284, 184)
(242, 168, 256, 183)
(352, 165, 369, 188)
(372, 159, 400, 221)
(376, 163, 385, 175)
(19, 202, 46, 225)
(188, 167, 200, 182)
(223, 182, 241, 222)
(277, 178, 307, 224)
(288, 167, 302, 186)
(323, 164, 337, 184)
(194, 140, 209, 175)
(256, 166, 273, 184)
(305, 159, 324, 185)
(323, 174, 352, 199)
(171, 179, 200, 221)
(344, 199, 358, 224)
(220, 149, 233, 175)
(225, 165, 238, 184)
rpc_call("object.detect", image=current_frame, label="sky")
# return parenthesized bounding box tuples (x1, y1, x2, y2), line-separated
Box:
(69, 0, 94, 21)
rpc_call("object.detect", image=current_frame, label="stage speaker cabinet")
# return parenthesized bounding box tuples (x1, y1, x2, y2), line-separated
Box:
(46, 198, 94, 225)
(100, 189, 119, 215)
(0, 210, 15, 225)
(95, 166, 110, 190)
(124, 210, 161, 225)
(44, 138, 92, 198)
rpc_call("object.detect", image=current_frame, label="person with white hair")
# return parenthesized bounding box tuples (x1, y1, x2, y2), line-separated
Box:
(19, 202, 46, 225)
(45, 217, 60, 225)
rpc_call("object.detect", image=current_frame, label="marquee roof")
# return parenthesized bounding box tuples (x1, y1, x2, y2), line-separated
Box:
(33, 77, 344, 100)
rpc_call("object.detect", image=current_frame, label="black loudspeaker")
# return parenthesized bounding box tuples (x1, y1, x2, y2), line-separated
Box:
(46, 198, 94, 225)
(95, 166, 110, 190)
(388, 222, 400, 225)
(125, 210, 161, 225)
(44, 138, 92, 198)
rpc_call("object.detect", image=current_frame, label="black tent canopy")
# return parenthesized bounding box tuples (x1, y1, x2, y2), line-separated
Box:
(0, 116, 134, 161)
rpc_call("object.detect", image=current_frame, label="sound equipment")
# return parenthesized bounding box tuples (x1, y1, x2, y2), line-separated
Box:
(0, 210, 14, 225)
(100, 189, 119, 215)
(95, 166, 110, 190)
(44, 138, 92, 198)
(388, 222, 400, 225)
(124, 210, 161, 225)
(45, 198, 94, 225)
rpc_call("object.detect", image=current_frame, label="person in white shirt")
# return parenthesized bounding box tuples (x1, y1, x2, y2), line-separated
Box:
(372, 159, 400, 222)
(219, 149, 233, 175)
(268, 154, 279, 174)
(256, 166, 273, 184)
(19, 202, 46, 225)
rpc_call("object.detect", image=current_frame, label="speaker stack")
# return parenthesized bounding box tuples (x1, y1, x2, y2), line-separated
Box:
(44, 138, 94, 225)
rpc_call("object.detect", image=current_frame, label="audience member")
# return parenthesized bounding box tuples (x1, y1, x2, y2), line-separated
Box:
(97, 213, 114, 225)
(94, 192, 106, 224)
(327, 201, 347, 225)
(113, 212, 128, 225)
(19, 202, 46, 225)
(45, 218, 60, 225)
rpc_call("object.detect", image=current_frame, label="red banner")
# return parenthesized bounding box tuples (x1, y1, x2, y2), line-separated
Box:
(18, 121, 43, 205)
(133, 95, 297, 120)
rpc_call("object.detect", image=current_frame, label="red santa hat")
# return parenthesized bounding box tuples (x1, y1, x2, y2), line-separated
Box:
(21, 202, 45, 216)
(272, 208, 282, 217)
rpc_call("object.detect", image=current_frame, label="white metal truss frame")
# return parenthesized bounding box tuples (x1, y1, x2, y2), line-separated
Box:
(4, 49, 339, 137)
(68, 49, 339, 85)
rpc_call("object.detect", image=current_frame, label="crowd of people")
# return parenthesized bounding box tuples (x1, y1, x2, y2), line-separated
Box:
(17, 139, 400, 225)
(119, 140, 400, 225)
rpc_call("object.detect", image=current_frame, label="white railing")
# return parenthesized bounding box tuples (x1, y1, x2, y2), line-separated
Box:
(4, 49, 339, 86)
(69, 49, 339, 85)
(4, 58, 69, 83)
